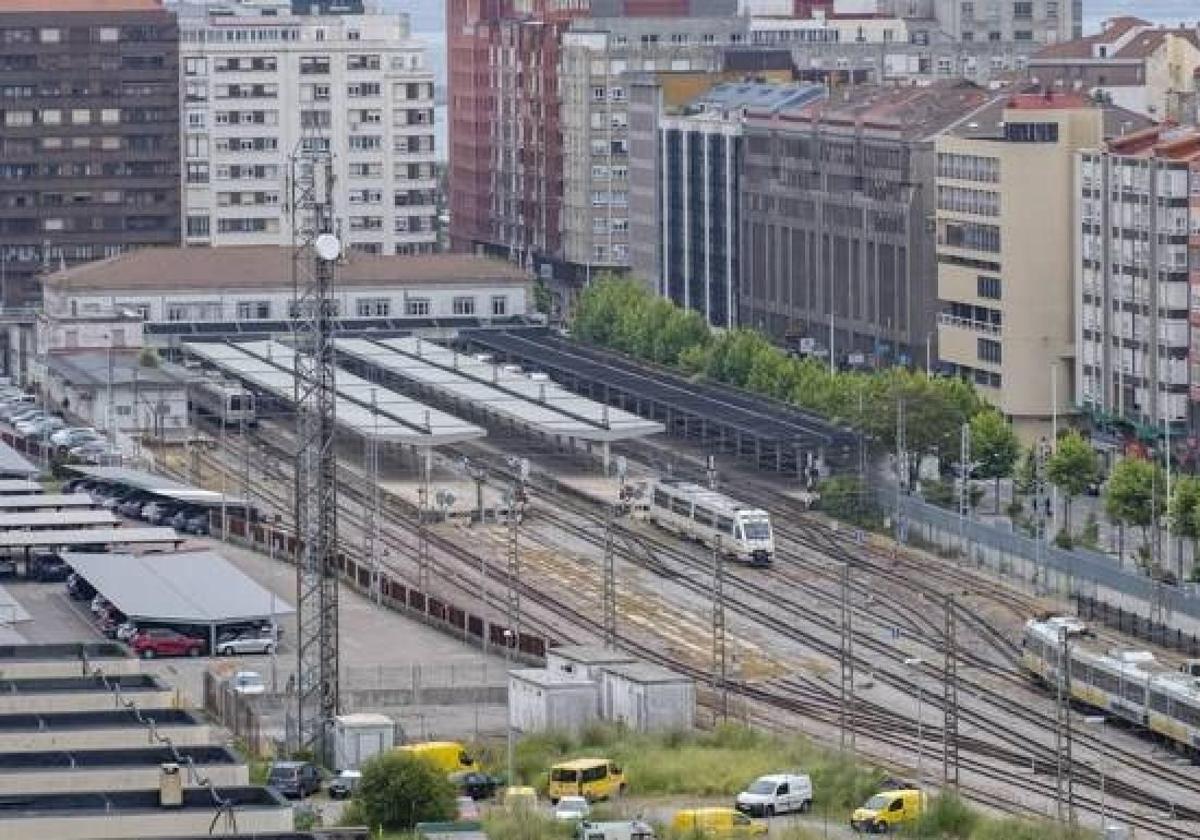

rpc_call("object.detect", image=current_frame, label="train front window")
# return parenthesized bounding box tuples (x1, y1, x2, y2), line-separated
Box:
(743, 520, 771, 541)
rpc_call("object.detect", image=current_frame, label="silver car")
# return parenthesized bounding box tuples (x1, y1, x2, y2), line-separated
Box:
(215, 633, 276, 656)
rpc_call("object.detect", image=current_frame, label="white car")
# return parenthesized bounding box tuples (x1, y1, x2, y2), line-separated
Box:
(231, 671, 266, 695)
(735, 773, 813, 817)
(553, 795, 590, 822)
(216, 632, 276, 656)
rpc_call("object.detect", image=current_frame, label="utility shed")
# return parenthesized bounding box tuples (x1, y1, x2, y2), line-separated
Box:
(333, 713, 396, 771)
(545, 645, 638, 683)
(508, 668, 598, 735)
(601, 663, 695, 732)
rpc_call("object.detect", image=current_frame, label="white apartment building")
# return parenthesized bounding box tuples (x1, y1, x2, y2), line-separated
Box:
(1076, 126, 1200, 437)
(176, 0, 438, 256)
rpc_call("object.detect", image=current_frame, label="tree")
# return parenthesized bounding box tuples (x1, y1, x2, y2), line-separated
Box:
(355, 751, 457, 832)
(1045, 430, 1099, 535)
(970, 409, 1020, 513)
(1105, 457, 1163, 563)
(1170, 475, 1200, 574)
(1014, 444, 1038, 496)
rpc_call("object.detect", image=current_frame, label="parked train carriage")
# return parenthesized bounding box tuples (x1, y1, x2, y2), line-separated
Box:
(190, 378, 256, 427)
(1148, 674, 1200, 752)
(639, 480, 774, 566)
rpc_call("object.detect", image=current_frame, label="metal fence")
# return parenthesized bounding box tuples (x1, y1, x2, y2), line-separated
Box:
(887, 491, 1200, 623)
(1075, 594, 1200, 657)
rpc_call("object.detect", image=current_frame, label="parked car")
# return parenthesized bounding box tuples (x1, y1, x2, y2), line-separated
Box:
(850, 789, 926, 835)
(52, 427, 100, 448)
(231, 670, 266, 695)
(66, 574, 95, 601)
(554, 796, 591, 822)
(130, 628, 205, 659)
(449, 771, 503, 801)
(215, 632, 275, 656)
(266, 761, 322, 799)
(183, 513, 210, 535)
(328, 770, 362, 800)
(116, 622, 139, 642)
(735, 774, 814, 817)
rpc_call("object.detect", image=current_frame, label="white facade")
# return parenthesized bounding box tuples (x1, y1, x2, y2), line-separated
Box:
(508, 669, 600, 735)
(177, 1, 438, 256)
(749, 13, 910, 46)
(1076, 143, 1200, 431)
(599, 664, 695, 733)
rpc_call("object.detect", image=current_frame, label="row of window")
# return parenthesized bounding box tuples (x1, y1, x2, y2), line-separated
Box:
(0, 162, 173, 179)
(2, 108, 122, 127)
(936, 185, 1000, 217)
(937, 152, 1000, 184)
(157, 296, 508, 321)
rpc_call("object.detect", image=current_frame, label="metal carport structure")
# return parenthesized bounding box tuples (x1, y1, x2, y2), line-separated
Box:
(0, 439, 39, 479)
(60, 550, 294, 652)
(0, 493, 98, 512)
(0, 510, 117, 530)
(0, 480, 41, 495)
(64, 466, 249, 513)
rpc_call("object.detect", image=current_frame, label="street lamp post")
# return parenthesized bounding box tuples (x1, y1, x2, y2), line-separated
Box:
(503, 628, 515, 786)
(904, 657, 924, 782)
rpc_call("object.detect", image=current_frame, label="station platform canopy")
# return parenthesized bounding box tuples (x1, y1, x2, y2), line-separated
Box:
(0, 527, 184, 552)
(336, 336, 664, 444)
(64, 466, 247, 510)
(185, 340, 486, 447)
(0, 493, 97, 511)
(0, 440, 39, 479)
(0, 510, 116, 530)
(62, 550, 293, 646)
(0, 480, 41, 496)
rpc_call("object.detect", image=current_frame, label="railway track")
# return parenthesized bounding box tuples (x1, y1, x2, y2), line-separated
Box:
(186, 423, 1200, 837)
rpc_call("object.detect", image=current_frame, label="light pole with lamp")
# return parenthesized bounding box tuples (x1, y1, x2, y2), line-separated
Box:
(904, 657, 925, 782)
(503, 628, 515, 786)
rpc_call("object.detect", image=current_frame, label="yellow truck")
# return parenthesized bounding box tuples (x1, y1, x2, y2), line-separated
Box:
(671, 808, 767, 837)
(850, 789, 926, 834)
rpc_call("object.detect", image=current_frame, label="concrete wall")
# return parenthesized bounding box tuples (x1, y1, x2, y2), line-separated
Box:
(0, 807, 292, 840)
(0, 689, 178, 715)
(0, 724, 220, 753)
(601, 674, 696, 732)
(509, 675, 599, 734)
(0, 658, 141, 680)
(0, 763, 248, 795)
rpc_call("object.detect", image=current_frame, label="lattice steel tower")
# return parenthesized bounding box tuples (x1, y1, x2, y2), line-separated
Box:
(289, 144, 340, 762)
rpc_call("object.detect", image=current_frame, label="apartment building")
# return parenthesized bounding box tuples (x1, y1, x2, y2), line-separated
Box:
(1029, 17, 1200, 119)
(559, 12, 746, 277)
(935, 93, 1106, 439)
(1077, 126, 1200, 437)
(738, 83, 992, 366)
(0, 0, 181, 308)
(177, 0, 437, 256)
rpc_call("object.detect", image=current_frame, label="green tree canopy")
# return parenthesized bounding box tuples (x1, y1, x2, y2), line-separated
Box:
(1046, 431, 1100, 533)
(1104, 456, 1163, 550)
(354, 751, 457, 832)
(970, 409, 1020, 513)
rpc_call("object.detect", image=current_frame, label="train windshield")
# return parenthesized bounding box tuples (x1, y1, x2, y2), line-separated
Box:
(742, 519, 771, 541)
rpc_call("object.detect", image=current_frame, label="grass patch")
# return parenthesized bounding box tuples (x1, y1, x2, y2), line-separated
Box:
(475, 724, 884, 818)
(484, 810, 574, 840)
(899, 795, 1099, 839)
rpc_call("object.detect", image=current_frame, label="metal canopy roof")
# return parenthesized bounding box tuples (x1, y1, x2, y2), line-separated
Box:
(0, 493, 96, 510)
(185, 340, 485, 447)
(0, 480, 41, 495)
(0, 528, 182, 550)
(62, 550, 294, 625)
(0, 510, 116, 530)
(337, 336, 664, 443)
(0, 440, 39, 479)
(64, 466, 247, 509)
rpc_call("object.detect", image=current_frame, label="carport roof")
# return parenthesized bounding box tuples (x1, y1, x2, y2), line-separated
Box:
(0, 440, 38, 479)
(61, 550, 294, 625)
(0, 527, 182, 549)
(0, 480, 41, 495)
(64, 466, 247, 508)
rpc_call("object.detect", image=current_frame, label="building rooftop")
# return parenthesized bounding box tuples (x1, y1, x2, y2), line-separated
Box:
(548, 645, 639, 666)
(603, 662, 691, 684)
(685, 82, 825, 115)
(45, 352, 182, 389)
(1033, 16, 1199, 61)
(44, 248, 531, 294)
(0, 708, 200, 733)
(0, 643, 127, 663)
(757, 81, 995, 141)
(0, 786, 285, 817)
(1106, 124, 1200, 160)
(509, 668, 597, 688)
(945, 95, 1151, 140)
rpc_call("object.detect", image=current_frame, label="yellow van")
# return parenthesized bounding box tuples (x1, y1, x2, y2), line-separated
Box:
(671, 808, 767, 837)
(397, 741, 479, 775)
(850, 789, 925, 833)
(548, 758, 625, 803)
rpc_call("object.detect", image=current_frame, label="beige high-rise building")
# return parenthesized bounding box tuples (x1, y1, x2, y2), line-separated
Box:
(935, 93, 1103, 440)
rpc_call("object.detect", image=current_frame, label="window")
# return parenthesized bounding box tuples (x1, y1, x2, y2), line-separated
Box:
(452, 296, 476, 316)
(1013, 1, 1033, 18)
(71, 108, 90, 125)
(39, 28, 60, 43)
(41, 109, 61, 125)
(977, 275, 1001, 300)
(167, 305, 187, 322)
(977, 338, 1002, 364)
(186, 163, 210, 184)
(356, 297, 390, 317)
(347, 82, 381, 97)
(300, 56, 330, 74)
(186, 215, 210, 237)
(184, 57, 207, 76)
(491, 296, 507, 317)
(97, 26, 119, 42)
(406, 298, 430, 316)
(236, 300, 270, 320)
(592, 86, 606, 101)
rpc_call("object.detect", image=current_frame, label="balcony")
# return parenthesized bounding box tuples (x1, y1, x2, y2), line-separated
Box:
(937, 312, 1001, 336)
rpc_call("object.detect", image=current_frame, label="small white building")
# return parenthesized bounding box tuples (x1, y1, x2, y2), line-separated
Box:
(545, 645, 638, 684)
(508, 668, 599, 735)
(333, 712, 396, 771)
(43, 352, 189, 441)
(601, 663, 695, 733)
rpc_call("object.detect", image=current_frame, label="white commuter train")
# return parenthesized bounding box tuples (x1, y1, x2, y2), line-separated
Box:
(634, 480, 774, 566)
(190, 377, 256, 427)
(1023, 616, 1200, 755)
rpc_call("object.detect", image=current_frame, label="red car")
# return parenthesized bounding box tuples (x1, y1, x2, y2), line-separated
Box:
(131, 628, 205, 659)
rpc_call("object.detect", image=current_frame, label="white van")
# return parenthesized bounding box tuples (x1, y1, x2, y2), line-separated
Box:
(735, 773, 813, 817)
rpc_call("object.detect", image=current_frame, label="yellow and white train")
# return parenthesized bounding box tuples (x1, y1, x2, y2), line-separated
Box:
(1022, 617, 1200, 755)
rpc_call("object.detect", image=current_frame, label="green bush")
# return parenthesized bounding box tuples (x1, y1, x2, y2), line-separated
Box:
(354, 751, 456, 832)
(484, 810, 573, 840)
(904, 793, 977, 838)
